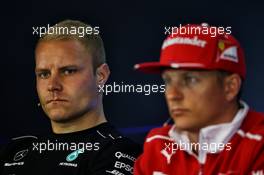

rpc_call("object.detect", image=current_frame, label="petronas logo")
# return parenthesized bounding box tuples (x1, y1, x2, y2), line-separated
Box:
(66, 149, 84, 162)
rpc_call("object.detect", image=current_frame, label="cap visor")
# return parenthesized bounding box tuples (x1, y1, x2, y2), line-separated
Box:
(134, 62, 171, 74)
(134, 62, 206, 74)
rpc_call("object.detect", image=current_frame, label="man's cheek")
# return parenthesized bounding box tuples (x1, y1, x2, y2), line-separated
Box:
(37, 82, 46, 96)
(37, 90, 46, 105)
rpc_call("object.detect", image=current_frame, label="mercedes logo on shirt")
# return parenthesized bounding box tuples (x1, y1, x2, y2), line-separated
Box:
(14, 149, 29, 161)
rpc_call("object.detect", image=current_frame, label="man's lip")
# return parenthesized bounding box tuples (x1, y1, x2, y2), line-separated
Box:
(170, 108, 189, 116)
(46, 99, 68, 104)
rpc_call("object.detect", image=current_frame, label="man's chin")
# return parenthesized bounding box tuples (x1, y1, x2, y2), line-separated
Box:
(46, 110, 71, 123)
(174, 122, 201, 133)
(50, 116, 71, 123)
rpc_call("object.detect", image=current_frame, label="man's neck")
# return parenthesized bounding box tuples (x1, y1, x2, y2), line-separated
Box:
(51, 106, 107, 134)
(186, 101, 240, 154)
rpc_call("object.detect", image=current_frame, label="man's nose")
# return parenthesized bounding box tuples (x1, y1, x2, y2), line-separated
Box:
(165, 83, 184, 101)
(47, 74, 63, 92)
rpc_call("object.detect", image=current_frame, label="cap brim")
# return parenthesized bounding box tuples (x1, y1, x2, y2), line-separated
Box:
(134, 61, 206, 74)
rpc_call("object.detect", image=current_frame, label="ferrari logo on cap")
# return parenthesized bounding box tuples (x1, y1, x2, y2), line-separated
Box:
(218, 41, 225, 51)
(219, 46, 238, 63)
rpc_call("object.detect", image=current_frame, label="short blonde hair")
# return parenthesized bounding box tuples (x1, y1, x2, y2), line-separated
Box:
(36, 19, 106, 73)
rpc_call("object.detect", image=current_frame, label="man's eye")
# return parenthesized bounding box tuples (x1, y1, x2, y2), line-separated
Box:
(184, 75, 198, 85)
(63, 69, 77, 75)
(37, 72, 50, 79)
(163, 77, 171, 85)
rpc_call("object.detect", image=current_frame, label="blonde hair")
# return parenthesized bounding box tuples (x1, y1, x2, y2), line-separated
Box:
(36, 19, 105, 73)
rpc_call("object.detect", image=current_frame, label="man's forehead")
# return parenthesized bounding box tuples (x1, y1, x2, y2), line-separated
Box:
(35, 54, 83, 68)
(36, 40, 90, 58)
(36, 39, 85, 50)
(35, 40, 91, 68)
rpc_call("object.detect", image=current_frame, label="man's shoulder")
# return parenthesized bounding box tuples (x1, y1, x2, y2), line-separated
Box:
(242, 110, 264, 135)
(145, 125, 172, 140)
(95, 131, 142, 155)
(91, 123, 142, 156)
(2, 135, 38, 148)
(141, 125, 173, 148)
(86, 126, 142, 174)
(236, 110, 264, 150)
(0, 135, 38, 161)
(93, 123, 140, 146)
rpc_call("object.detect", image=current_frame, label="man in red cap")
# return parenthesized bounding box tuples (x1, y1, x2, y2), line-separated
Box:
(133, 24, 264, 174)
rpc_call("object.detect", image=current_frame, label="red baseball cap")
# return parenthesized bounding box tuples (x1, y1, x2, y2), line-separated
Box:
(134, 24, 246, 79)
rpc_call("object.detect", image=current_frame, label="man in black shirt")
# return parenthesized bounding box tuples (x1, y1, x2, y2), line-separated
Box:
(0, 19, 141, 175)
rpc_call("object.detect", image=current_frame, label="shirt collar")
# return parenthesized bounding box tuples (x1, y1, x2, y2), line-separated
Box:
(168, 101, 249, 162)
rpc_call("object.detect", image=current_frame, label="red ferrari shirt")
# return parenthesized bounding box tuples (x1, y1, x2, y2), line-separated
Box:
(134, 102, 264, 175)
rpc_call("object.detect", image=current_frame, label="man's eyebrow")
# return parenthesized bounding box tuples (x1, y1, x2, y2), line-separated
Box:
(35, 65, 79, 72)
(35, 68, 50, 73)
(59, 65, 79, 70)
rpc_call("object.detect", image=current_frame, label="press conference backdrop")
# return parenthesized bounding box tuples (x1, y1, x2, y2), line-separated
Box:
(1, 0, 263, 145)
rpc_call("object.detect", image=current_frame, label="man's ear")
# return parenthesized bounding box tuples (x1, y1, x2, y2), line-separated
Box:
(95, 63, 110, 86)
(224, 73, 242, 102)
